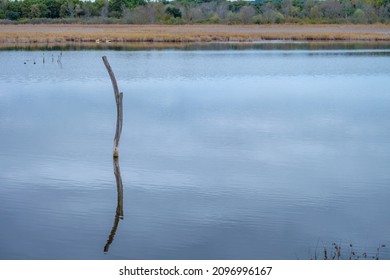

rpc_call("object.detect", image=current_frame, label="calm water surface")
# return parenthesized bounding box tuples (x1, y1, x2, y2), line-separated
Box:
(1, 48, 390, 259)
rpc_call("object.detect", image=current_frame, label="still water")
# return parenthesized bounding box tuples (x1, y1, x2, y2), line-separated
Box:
(1, 48, 390, 259)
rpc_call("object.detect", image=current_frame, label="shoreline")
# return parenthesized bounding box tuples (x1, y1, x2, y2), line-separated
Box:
(1, 24, 390, 47)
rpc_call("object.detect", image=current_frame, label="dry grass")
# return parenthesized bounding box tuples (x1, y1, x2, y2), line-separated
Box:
(1, 24, 390, 47)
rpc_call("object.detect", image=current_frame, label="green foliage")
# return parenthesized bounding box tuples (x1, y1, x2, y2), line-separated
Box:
(229, 1, 249, 13)
(45, 0, 62, 18)
(165, 5, 182, 18)
(208, 14, 220, 23)
(109, 0, 127, 13)
(109, 0, 145, 13)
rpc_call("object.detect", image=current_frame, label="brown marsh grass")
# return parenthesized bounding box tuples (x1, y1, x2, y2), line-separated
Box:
(1, 24, 390, 47)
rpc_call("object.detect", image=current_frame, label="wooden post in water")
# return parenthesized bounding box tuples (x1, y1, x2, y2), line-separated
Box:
(102, 56, 123, 158)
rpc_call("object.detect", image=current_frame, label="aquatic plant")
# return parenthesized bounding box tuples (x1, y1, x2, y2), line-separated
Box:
(311, 242, 386, 260)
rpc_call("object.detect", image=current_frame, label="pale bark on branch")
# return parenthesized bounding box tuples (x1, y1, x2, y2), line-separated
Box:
(102, 56, 123, 158)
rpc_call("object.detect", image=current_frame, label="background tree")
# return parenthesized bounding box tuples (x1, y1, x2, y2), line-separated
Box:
(321, 0, 343, 19)
(0, 0, 389, 23)
(238, 5, 256, 23)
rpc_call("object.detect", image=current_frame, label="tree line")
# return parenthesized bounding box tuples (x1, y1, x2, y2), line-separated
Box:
(1, 0, 389, 24)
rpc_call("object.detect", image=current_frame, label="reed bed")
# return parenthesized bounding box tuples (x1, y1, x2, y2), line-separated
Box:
(1, 24, 390, 46)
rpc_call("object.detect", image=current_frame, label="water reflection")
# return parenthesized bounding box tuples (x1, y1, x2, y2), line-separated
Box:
(103, 157, 124, 253)
(1, 49, 390, 259)
(1, 41, 390, 52)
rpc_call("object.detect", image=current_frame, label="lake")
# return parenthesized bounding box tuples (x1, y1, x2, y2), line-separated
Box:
(1, 46, 390, 260)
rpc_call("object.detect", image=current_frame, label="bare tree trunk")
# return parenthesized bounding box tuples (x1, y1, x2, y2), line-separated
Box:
(102, 56, 123, 158)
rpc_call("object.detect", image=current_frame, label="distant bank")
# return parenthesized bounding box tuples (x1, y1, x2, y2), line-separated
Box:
(1, 24, 390, 47)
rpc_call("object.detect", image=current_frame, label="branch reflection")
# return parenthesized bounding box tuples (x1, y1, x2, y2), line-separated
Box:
(104, 157, 124, 252)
